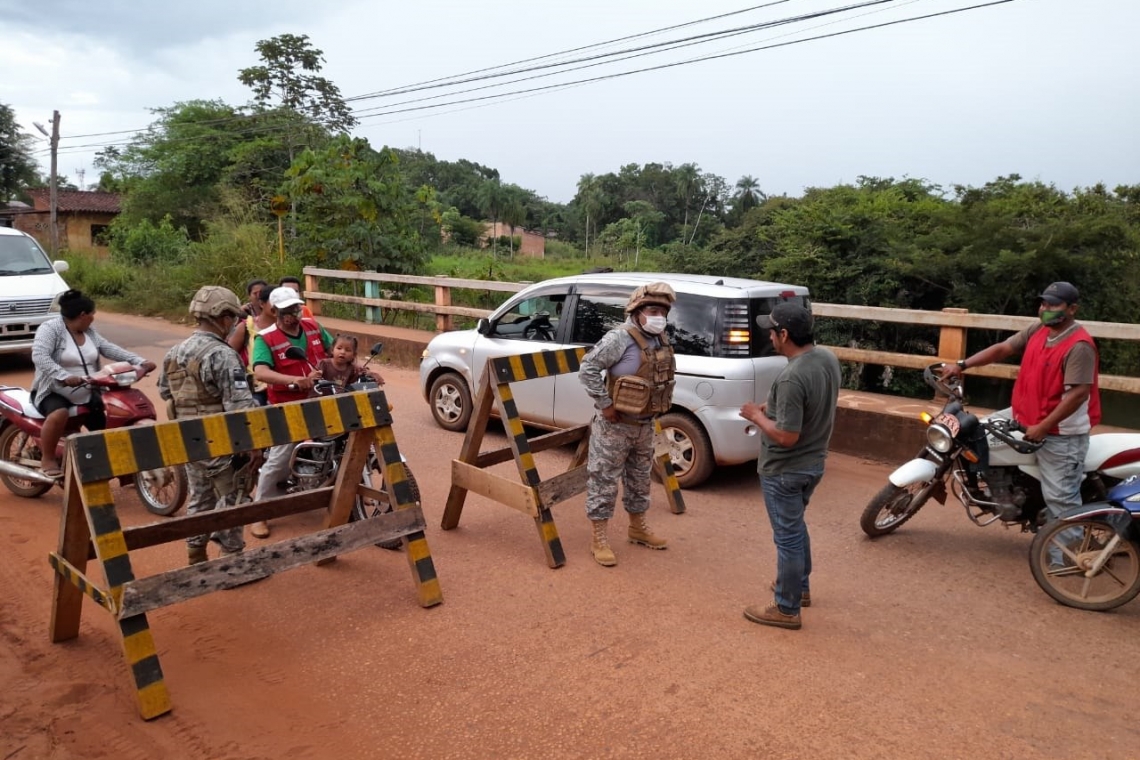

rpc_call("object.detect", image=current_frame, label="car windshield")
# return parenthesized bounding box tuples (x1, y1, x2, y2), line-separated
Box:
(0, 235, 54, 275)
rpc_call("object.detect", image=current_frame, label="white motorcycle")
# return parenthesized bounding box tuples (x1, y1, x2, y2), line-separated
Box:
(861, 363, 1140, 537)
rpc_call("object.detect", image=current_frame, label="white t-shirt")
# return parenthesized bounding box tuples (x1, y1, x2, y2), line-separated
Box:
(53, 334, 99, 404)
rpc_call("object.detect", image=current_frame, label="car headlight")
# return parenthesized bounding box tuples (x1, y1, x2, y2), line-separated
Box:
(925, 423, 954, 453)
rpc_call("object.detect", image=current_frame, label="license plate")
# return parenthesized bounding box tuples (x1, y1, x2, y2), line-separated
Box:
(933, 412, 960, 437)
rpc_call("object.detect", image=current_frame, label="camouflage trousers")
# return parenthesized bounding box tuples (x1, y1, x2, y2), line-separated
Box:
(585, 414, 654, 521)
(185, 455, 249, 552)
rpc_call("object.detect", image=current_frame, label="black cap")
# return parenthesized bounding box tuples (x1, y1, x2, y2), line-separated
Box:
(757, 302, 813, 339)
(1039, 281, 1079, 306)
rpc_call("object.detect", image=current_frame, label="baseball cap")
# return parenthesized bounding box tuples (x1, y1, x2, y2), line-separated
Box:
(268, 286, 305, 311)
(1039, 282, 1079, 306)
(756, 302, 813, 337)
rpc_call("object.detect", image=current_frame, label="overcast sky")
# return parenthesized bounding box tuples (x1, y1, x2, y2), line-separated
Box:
(2, 0, 1137, 203)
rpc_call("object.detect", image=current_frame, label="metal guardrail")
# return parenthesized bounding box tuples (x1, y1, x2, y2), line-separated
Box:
(302, 267, 1140, 395)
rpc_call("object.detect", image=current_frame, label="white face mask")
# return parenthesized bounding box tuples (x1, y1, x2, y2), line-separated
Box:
(641, 315, 668, 335)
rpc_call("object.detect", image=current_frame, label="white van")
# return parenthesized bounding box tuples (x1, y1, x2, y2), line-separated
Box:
(0, 227, 71, 355)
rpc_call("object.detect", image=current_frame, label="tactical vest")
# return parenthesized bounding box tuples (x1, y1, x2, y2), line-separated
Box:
(606, 325, 675, 417)
(260, 319, 328, 404)
(163, 336, 228, 419)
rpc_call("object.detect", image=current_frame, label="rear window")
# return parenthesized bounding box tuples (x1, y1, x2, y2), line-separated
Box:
(570, 287, 809, 358)
(749, 295, 812, 357)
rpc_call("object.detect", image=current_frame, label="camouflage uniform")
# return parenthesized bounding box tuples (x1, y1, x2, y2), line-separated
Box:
(158, 331, 256, 553)
(579, 321, 661, 521)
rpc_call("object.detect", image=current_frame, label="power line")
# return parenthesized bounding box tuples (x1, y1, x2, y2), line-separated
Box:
(47, 1, 1013, 157)
(59, 1, 802, 143)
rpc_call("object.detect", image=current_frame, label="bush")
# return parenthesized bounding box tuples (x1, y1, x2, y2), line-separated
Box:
(544, 240, 582, 259)
(109, 215, 191, 265)
(59, 251, 135, 298)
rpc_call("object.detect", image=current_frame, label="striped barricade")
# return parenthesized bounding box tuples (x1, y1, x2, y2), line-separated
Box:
(47, 390, 441, 720)
(440, 348, 686, 568)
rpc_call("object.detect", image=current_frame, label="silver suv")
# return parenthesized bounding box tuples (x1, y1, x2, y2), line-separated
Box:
(419, 272, 810, 487)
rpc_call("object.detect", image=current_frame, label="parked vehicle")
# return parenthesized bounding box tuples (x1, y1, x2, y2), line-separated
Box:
(419, 272, 811, 488)
(279, 343, 419, 549)
(0, 227, 71, 355)
(1028, 474, 1140, 611)
(0, 361, 188, 515)
(861, 363, 1140, 538)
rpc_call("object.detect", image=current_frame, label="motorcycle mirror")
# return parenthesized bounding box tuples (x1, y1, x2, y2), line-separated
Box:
(370, 342, 383, 356)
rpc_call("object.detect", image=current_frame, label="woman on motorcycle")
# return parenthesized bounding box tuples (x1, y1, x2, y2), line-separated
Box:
(30, 289, 154, 478)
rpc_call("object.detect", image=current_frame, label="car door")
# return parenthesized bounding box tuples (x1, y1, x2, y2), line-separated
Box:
(552, 284, 634, 428)
(470, 287, 570, 427)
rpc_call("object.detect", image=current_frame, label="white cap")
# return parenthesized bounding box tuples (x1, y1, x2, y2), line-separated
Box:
(268, 286, 304, 310)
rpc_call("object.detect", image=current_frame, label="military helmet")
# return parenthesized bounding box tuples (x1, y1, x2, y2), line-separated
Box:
(624, 282, 676, 314)
(189, 286, 244, 319)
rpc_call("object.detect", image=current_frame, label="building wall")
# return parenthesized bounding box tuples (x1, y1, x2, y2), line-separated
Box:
(484, 222, 545, 258)
(12, 211, 114, 254)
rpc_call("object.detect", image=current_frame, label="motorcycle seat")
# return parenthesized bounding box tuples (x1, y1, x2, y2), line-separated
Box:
(0, 388, 85, 421)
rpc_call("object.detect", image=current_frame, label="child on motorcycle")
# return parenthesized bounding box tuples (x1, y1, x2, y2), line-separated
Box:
(316, 335, 384, 388)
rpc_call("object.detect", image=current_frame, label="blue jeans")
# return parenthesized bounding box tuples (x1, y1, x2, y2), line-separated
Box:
(1035, 432, 1089, 567)
(760, 463, 825, 615)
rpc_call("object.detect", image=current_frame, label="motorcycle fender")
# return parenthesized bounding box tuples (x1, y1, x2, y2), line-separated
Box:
(889, 458, 938, 488)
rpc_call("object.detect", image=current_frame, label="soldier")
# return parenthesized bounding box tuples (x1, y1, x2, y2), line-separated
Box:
(578, 282, 677, 567)
(158, 286, 258, 565)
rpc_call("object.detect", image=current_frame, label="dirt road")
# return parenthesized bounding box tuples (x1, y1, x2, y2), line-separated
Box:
(1, 313, 1137, 759)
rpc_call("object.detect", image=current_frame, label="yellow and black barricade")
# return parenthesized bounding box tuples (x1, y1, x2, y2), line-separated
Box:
(48, 390, 441, 720)
(440, 348, 685, 568)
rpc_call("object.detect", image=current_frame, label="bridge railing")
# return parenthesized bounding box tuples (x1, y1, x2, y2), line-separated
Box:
(302, 267, 1140, 395)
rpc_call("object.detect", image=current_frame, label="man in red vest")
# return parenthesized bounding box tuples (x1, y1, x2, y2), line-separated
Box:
(249, 286, 334, 538)
(942, 282, 1100, 521)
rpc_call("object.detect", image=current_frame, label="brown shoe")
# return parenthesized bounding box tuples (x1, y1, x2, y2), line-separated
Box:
(250, 521, 270, 539)
(744, 603, 802, 630)
(188, 545, 208, 565)
(769, 581, 811, 608)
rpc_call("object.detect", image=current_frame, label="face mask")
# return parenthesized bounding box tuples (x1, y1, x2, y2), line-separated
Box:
(641, 315, 667, 335)
(1040, 309, 1066, 326)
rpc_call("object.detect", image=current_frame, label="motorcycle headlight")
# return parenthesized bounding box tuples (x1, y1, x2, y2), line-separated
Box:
(113, 371, 137, 386)
(925, 423, 955, 453)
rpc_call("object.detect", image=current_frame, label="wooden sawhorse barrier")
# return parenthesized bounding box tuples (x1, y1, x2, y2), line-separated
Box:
(440, 348, 686, 568)
(47, 390, 441, 720)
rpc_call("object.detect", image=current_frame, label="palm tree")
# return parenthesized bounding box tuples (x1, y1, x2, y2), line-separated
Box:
(735, 175, 764, 215)
(477, 179, 505, 257)
(674, 163, 701, 244)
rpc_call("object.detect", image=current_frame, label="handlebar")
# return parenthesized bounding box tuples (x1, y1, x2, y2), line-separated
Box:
(982, 417, 1044, 454)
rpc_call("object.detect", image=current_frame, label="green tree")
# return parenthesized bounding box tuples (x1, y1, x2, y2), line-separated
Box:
(284, 135, 425, 274)
(0, 103, 39, 203)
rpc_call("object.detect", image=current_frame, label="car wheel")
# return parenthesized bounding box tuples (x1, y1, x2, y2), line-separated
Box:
(430, 372, 473, 432)
(656, 412, 715, 489)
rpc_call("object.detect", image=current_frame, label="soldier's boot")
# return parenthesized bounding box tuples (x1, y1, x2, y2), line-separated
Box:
(219, 546, 243, 559)
(590, 519, 617, 567)
(188, 545, 208, 565)
(628, 511, 667, 549)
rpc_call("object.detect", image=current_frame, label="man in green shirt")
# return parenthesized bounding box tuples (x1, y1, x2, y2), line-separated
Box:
(739, 303, 841, 630)
(248, 287, 333, 538)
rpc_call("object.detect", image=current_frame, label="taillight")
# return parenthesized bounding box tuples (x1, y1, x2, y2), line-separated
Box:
(721, 302, 750, 357)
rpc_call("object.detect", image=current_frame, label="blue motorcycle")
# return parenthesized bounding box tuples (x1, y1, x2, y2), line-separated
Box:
(1029, 474, 1140, 611)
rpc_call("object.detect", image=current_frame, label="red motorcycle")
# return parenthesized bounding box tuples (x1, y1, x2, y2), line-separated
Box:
(0, 361, 188, 515)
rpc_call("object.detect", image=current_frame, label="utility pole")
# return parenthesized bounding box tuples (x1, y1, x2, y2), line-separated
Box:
(33, 111, 60, 256)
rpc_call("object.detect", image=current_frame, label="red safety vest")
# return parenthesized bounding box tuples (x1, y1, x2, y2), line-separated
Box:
(1011, 324, 1101, 433)
(260, 319, 328, 404)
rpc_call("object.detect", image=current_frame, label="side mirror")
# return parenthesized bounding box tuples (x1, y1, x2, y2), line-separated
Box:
(476, 318, 492, 336)
(283, 346, 308, 361)
(370, 341, 384, 357)
(53, 260, 70, 274)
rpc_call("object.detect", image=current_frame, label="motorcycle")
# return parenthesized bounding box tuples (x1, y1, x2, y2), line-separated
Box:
(0, 361, 188, 515)
(860, 362, 1140, 538)
(278, 343, 420, 550)
(1028, 474, 1140, 611)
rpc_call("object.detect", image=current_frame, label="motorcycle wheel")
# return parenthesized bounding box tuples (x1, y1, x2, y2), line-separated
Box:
(136, 465, 189, 517)
(860, 479, 937, 538)
(1028, 519, 1140, 611)
(351, 458, 422, 550)
(0, 425, 52, 498)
